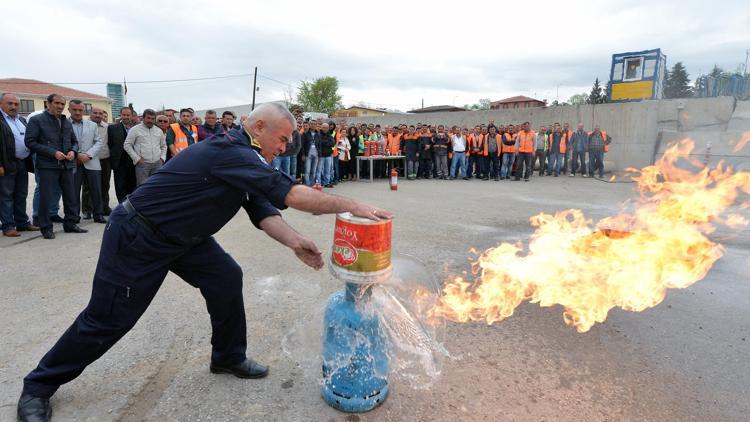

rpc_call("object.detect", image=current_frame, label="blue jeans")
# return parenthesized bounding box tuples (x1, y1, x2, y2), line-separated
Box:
(571, 151, 586, 175)
(304, 151, 319, 186)
(500, 153, 515, 178)
(289, 155, 297, 179)
(0, 163, 31, 231)
(317, 156, 333, 185)
(588, 150, 604, 177)
(406, 160, 418, 177)
(547, 152, 562, 175)
(32, 167, 61, 223)
(450, 153, 467, 178)
(333, 157, 340, 182)
(467, 155, 482, 178)
(272, 156, 291, 176)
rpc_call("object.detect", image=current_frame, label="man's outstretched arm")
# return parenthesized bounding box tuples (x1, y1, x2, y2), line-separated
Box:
(284, 185, 393, 221)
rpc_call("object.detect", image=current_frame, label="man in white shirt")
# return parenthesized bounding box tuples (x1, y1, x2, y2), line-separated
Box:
(123, 109, 167, 186)
(450, 127, 469, 180)
(69, 100, 106, 223)
(0, 93, 39, 236)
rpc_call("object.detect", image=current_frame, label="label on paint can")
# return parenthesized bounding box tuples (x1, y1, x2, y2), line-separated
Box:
(330, 212, 392, 283)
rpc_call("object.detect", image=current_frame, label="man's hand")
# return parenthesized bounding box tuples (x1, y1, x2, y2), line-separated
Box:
(258, 215, 324, 270)
(0, 166, 4, 176)
(55, 151, 66, 161)
(66, 151, 75, 161)
(292, 237, 324, 270)
(137, 158, 144, 165)
(350, 203, 393, 221)
(78, 154, 91, 163)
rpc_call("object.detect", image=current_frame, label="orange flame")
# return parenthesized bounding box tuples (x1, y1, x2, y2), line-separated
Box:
(733, 132, 750, 153)
(431, 140, 750, 333)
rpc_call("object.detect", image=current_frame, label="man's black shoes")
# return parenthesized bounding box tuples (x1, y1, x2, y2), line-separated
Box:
(17, 393, 52, 422)
(63, 225, 88, 234)
(94, 217, 107, 224)
(210, 358, 269, 379)
(82, 212, 92, 220)
(41, 230, 55, 240)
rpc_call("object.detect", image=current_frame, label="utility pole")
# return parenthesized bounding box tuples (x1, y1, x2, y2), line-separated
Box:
(744, 49, 749, 77)
(421, 98, 424, 109)
(251, 66, 258, 110)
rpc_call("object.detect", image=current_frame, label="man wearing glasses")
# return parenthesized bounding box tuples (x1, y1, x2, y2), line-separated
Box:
(156, 114, 170, 134)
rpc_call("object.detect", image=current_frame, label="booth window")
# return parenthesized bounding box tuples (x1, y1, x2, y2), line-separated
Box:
(624, 57, 643, 81)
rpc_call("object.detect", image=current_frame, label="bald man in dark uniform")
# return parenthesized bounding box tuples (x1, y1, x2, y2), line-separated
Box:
(17, 103, 392, 422)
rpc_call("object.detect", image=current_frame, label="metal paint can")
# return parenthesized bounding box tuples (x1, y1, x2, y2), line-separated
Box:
(329, 212, 392, 283)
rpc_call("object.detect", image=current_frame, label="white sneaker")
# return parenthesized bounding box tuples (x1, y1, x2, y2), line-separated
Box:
(569, 173, 574, 177)
(583, 174, 589, 178)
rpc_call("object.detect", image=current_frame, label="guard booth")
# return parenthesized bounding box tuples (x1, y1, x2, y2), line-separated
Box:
(608, 48, 666, 102)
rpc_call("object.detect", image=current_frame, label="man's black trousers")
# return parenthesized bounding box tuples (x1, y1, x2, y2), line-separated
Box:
(113, 156, 136, 203)
(37, 167, 78, 232)
(22, 204, 248, 399)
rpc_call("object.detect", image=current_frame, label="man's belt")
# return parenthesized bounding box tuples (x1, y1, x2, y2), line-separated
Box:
(122, 197, 159, 235)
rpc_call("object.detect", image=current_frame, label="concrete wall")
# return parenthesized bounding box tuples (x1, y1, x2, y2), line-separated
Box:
(347, 97, 748, 172)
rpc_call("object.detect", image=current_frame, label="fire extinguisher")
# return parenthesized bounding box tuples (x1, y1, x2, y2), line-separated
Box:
(390, 168, 398, 191)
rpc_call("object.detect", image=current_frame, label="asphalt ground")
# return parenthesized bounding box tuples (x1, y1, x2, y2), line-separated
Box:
(1, 174, 748, 421)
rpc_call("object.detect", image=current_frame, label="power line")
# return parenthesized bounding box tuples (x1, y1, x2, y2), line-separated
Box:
(257, 74, 294, 87)
(0, 73, 253, 85)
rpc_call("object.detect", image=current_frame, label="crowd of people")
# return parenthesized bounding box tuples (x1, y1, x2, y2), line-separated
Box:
(288, 119, 612, 186)
(0, 90, 611, 239)
(0, 92, 243, 239)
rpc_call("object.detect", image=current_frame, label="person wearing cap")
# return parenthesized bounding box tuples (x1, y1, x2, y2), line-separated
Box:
(17, 103, 393, 422)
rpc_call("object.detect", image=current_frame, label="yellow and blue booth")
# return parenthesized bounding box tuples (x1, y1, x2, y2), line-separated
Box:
(608, 48, 666, 102)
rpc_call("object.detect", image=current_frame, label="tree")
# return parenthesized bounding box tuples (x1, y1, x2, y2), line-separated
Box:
(464, 98, 492, 110)
(296, 76, 342, 115)
(567, 93, 589, 105)
(588, 78, 606, 104)
(664, 62, 693, 99)
(709, 65, 725, 78)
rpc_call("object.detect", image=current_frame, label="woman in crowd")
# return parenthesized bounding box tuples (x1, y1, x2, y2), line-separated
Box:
(346, 126, 361, 180)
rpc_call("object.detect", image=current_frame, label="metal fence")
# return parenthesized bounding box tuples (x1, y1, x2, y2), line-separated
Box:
(694, 74, 750, 99)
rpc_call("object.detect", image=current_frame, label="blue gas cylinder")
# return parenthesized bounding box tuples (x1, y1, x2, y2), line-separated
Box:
(321, 283, 389, 412)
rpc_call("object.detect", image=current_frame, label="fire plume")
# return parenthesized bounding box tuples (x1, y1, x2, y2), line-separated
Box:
(432, 140, 750, 332)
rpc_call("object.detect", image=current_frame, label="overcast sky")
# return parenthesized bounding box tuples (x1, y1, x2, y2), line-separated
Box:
(4, 0, 749, 112)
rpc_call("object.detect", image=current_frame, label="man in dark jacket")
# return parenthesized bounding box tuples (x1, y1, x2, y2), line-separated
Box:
(317, 122, 335, 187)
(24, 94, 87, 239)
(0, 93, 38, 237)
(417, 126, 433, 179)
(198, 110, 223, 141)
(108, 107, 137, 202)
(301, 121, 320, 186)
(273, 125, 301, 178)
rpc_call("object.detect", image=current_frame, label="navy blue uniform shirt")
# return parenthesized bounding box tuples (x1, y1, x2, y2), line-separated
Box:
(129, 127, 295, 245)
